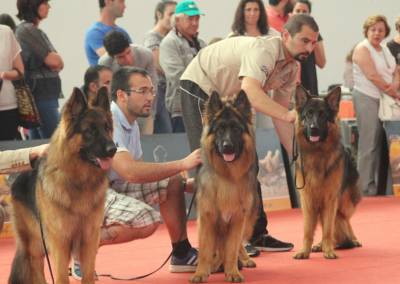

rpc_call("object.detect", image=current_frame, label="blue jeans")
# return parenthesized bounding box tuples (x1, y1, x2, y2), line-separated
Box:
(29, 99, 60, 139)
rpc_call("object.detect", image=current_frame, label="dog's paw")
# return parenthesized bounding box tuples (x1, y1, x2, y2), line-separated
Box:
(241, 258, 256, 268)
(353, 240, 362, 247)
(190, 273, 209, 283)
(311, 244, 322, 252)
(293, 251, 310, 259)
(225, 272, 244, 283)
(323, 250, 338, 259)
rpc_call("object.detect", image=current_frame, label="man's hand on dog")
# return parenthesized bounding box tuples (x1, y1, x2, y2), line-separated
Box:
(285, 109, 297, 123)
(182, 149, 202, 170)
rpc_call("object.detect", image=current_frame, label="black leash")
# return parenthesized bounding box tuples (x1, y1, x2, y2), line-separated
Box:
(291, 128, 306, 190)
(98, 186, 198, 281)
(39, 214, 55, 284)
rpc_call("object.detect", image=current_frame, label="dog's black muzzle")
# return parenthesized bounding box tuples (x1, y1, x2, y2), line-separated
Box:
(81, 140, 117, 170)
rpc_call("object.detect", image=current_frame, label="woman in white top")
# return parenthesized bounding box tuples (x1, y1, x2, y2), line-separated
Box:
(0, 25, 24, 140)
(352, 15, 399, 196)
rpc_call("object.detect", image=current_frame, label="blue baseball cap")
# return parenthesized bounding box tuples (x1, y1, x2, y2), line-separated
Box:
(175, 1, 204, 16)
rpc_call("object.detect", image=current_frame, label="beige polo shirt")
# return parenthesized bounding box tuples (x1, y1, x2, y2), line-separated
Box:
(180, 36, 298, 98)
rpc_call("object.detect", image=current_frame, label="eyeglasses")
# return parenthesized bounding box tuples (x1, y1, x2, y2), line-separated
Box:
(124, 88, 155, 97)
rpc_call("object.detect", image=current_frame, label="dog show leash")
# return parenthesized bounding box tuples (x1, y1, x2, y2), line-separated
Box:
(291, 130, 306, 190)
(39, 212, 56, 284)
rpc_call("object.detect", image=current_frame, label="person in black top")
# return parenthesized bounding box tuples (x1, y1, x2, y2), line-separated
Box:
(291, 0, 326, 96)
(387, 16, 400, 64)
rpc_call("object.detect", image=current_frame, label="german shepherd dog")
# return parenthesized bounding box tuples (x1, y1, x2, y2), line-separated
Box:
(8, 87, 117, 284)
(293, 86, 362, 260)
(191, 91, 258, 283)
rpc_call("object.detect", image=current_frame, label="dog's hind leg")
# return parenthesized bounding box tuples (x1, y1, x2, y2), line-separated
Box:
(9, 237, 46, 284)
(336, 193, 362, 249)
(238, 244, 256, 268)
(335, 214, 362, 249)
(9, 246, 33, 284)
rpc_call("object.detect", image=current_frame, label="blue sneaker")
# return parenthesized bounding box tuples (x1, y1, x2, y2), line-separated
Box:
(169, 247, 198, 273)
(71, 260, 98, 281)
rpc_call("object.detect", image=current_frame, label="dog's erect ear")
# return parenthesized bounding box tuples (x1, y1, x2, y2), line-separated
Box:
(65, 87, 88, 119)
(207, 91, 223, 117)
(234, 90, 252, 122)
(91, 86, 111, 112)
(325, 86, 341, 113)
(295, 85, 311, 110)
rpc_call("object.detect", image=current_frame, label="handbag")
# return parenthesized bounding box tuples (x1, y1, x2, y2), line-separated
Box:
(378, 93, 400, 121)
(13, 68, 41, 128)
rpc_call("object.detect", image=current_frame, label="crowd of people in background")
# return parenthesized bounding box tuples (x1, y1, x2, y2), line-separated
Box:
(1, 0, 400, 280)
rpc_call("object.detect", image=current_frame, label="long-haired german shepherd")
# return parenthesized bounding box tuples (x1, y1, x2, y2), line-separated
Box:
(293, 86, 362, 260)
(8, 87, 117, 284)
(191, 91, 258, 283)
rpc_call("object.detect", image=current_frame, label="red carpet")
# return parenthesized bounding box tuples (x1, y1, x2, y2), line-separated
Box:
(1, 196, 399, 283)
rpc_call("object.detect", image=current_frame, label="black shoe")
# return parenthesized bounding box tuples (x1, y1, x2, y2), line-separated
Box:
(169, 247, 198, 273)
(251, 235, 294, 252)
(244, 242, 260, 257)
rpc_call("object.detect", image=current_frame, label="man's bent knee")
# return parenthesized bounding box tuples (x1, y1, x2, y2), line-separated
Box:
(100, 222, 160, 246)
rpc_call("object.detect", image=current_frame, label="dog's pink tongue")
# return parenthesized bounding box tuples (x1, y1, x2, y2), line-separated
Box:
(223, 153, 235, 162)
(97, 158, 113, 170)
(310, 136, 320, 142)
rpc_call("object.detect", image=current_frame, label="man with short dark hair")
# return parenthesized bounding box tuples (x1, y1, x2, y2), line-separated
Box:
(100, 31, 157, 94)
(71, 67, 202, 280)
(159, 0, 206, 133)
(99, 30, 158, 134)
(84, 0, 131, 66)
(179, 14, 320, 253)
(82, 65, 112, 101)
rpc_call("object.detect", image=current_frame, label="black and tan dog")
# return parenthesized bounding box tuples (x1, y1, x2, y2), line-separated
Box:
(8, 87, 117, 284)
(293, 85, 362, 260)
(191, 91, 258, 283)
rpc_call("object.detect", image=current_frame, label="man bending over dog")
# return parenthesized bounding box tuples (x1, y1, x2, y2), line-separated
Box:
(179, 14, 319, 253)
(71, 66, 201, 279)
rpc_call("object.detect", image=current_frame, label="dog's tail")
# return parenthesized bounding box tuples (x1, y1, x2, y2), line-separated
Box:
(8, 245, 32, 284)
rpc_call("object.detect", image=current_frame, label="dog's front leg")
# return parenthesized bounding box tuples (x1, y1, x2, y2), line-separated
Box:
(223, 217, 245, 283)
(294, 199, 318, 259)
(190, 213, 216, 283)
(321, 199, 338, 259)
(79, 209, 103, 284)
(48, 234, 71, 284)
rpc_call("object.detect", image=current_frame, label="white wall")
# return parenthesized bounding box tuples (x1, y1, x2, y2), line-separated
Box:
(2, 0, 399, 101)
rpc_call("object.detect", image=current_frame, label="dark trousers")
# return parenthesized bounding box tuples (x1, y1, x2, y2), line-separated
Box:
(154, 81, 173, 134)
(0, 108, 19, 141)
(179, 80, 268, 239)
(171, 116, 186, 133)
